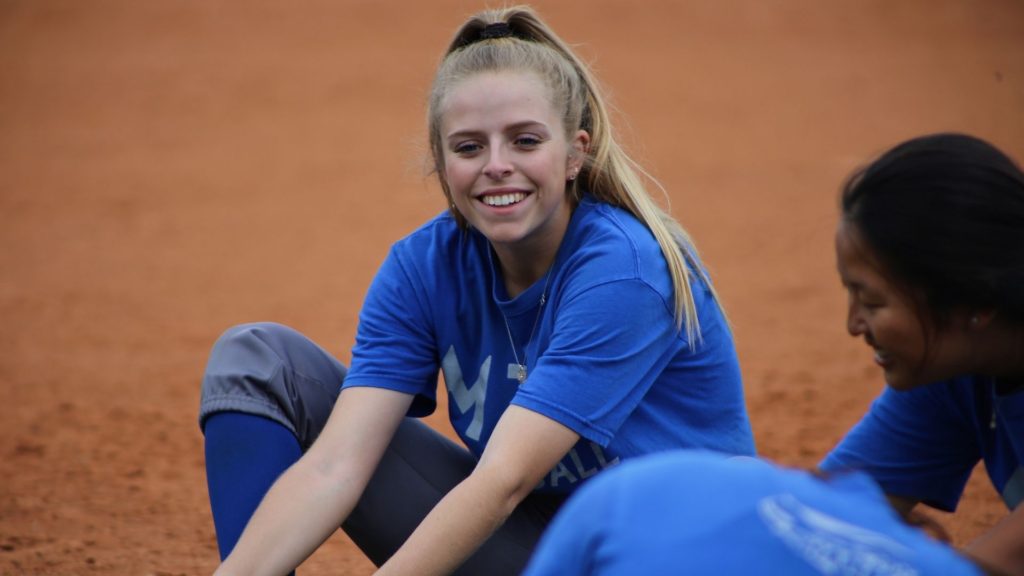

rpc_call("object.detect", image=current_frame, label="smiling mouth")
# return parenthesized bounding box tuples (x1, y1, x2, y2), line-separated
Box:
(480, 192, 527, 207)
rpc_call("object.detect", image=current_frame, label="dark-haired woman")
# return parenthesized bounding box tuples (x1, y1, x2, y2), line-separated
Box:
(822, 133, 1024, 575)
(200, 6, 753, 575)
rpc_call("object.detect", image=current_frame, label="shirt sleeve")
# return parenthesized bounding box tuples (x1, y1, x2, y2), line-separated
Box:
(820, 382, 981, 512)
(342, 245, 440, 416)
(512, 277, 680, 446)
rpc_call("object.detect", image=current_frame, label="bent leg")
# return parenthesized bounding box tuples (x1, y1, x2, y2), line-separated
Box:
(199, 322, 347, 448)
(344, 418, 566, 576)
(198, 323, 561, 573)
(199, 322, 346, 559)
(203, 412, 302, 559)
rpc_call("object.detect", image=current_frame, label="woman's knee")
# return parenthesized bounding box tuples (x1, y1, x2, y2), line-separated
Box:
(198, 322, 344, 446)
(210, 323, 305, 366)
(203, 323, 299, 391)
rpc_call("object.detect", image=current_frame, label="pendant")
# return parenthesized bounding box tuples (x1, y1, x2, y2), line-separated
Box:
(516, 364, 527, 384)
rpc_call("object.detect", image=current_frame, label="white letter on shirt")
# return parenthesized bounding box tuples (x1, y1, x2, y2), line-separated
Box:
(441, 345, 489, 441)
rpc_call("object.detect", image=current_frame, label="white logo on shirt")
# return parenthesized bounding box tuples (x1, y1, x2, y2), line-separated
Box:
(537, 443, 620, 489)
(441, 345, 489, 441)
(757, 494, 918, 575)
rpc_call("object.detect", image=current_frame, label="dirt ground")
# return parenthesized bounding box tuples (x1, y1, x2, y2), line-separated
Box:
(1, 0, 1022, 574)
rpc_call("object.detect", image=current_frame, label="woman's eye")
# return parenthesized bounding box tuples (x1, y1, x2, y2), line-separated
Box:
(515, 135, 542, 148)
(452, 142, 481, 155)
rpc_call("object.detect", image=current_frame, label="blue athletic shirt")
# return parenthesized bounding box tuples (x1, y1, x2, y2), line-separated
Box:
(822, 375, 1024, 512)
(524, 451, 982, 576)
(342, 196, 755, 494)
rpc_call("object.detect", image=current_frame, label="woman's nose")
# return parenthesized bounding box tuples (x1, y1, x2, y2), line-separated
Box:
(483, 147, 513, 179)
(846, 302, 866, 336)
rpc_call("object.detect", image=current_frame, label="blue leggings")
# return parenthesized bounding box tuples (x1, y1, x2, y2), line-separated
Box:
(199, 323, 564, 574)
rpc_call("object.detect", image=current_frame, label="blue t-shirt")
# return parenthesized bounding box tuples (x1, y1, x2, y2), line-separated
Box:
(524, 451, 982, 576)
(343, 197, 755, 493)
(822, 375, 1024, 512)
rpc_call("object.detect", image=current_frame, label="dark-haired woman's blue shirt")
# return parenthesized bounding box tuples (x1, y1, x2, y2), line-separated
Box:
(822, 375, 1024, 512)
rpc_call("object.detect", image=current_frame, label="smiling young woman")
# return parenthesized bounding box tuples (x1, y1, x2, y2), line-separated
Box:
(823, 133, 1024, 575)
(438, 70, 588, 290)
(835, 218, 984, 391)
(198, 6, 754, 576)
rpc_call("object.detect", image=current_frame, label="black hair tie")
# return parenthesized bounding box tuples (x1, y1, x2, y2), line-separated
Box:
(480, 22, 513, 40)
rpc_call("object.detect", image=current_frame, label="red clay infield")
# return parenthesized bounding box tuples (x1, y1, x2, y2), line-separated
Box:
(1, 1, 1022, 573)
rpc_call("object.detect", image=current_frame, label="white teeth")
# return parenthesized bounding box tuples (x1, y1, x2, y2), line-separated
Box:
(482, 193, 525, 207)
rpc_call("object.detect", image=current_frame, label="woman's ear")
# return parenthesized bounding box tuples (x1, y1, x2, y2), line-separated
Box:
(568, 130, 590, 173)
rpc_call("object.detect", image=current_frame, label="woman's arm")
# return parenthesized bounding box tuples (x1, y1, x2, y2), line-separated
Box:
(886, 494, 918, 517)
(376, 405, 580, 576)
(965, 505, 1024, 576)
(888, 493, 1024, 574)
(884, 495, 957, 543)
(215, 386, 414, 576)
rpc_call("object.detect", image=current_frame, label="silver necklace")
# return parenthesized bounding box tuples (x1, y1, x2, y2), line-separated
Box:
(501, 271, 553, 384)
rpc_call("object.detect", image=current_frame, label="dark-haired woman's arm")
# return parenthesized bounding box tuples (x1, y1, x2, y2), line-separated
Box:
(965, 505, 1024, 576)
